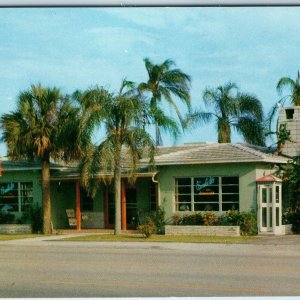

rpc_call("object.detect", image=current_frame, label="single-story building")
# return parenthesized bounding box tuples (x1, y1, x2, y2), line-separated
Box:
(0, 143, 289, 235)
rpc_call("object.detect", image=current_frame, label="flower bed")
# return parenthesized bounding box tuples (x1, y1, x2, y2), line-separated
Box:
(0, 224, 32, 234)
(170, 210, 257, 236)
(165, 225, 240, 237)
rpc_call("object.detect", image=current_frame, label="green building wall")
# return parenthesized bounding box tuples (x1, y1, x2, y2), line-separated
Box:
(0, 169, 42, 220)
(156, 162, 262, 220)
(1, 162, 278, 228)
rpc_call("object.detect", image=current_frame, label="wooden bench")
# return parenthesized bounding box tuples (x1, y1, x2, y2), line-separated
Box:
(66, 209, 77, 228)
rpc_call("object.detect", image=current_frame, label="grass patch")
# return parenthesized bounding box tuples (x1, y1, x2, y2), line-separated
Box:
(0, 234, 41, 241)
(58, 234, 256, 244)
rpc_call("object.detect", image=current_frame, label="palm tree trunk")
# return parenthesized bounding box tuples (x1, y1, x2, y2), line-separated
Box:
(218, 119, 231, 143)
(155, 123, 163, 146)
(114, 141, 122, 235)
(42, 156, 52, 234)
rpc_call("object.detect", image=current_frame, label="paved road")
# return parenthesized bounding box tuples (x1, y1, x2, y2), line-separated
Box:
(0, 234, 300, 297)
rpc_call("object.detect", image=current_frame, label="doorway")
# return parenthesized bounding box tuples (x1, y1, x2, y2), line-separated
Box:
(258, 184, 282, 234)
(106, 185, 137, 228)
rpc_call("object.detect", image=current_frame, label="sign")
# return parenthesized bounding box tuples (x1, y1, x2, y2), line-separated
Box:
(195, 177, 215, 192)
(0, 182, 16, 195)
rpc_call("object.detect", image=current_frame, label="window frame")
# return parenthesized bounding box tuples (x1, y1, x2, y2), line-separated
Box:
(0, 181, 33, 213)
(174, 176, 239, 213)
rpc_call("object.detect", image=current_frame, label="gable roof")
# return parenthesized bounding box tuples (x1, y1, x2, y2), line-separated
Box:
(141, 143, 289, 166)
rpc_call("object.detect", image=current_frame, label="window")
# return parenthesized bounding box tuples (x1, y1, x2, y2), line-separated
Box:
(175, 176, 239, 212)
(285, 108, 294, 120)
(0, 182, 33, 213)
(149, 181, 157, 212)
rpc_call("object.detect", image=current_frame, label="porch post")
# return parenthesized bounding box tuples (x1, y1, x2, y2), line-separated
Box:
(121, 180, 127, 231)
(76, 180, 81, 231)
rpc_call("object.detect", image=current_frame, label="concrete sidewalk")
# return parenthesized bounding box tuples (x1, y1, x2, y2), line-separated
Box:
(1, 232, 300, 248)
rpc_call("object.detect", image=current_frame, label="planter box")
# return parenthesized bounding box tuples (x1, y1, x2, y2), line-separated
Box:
(165, 225, 240, 237)
(281, 224, 293, 235)
(0, 224, 32, 234)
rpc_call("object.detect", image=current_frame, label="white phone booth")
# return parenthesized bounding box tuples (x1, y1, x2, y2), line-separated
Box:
(257, 175, 282, 235)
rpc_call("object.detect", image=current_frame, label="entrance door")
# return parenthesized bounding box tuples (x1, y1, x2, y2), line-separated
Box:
(106, 186, 137, 228)
(125, 187, 137, 227)
(259, 185, 273, 232)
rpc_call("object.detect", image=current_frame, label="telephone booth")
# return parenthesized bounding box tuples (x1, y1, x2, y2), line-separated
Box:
(257, 175, 282, 235)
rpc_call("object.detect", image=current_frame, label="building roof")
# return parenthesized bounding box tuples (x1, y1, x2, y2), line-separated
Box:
(141, 143, 289, 166)
(0, 143, 288, 176)
(0, 157, 69, 171)
(256, 174, 282, 182)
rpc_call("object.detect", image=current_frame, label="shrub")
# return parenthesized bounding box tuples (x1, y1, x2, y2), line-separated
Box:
(137, 218, 156, 238)
(282, 208, 292, 225)
(171, 213, 204, 225)
(28, 203, 43, 233)
(182, 213, 204, 225)
(150, 205, 166, 234)
(288, 209, 300, 233)
(0, 211, 15, 224)
(225, 210, 241, 225)
(171, 213, 181, 225)
(238, 211, 257, 236)
(203, 211, 220, 225)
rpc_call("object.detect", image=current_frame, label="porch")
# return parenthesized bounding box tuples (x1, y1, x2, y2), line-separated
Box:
(51, 174, 158, 232)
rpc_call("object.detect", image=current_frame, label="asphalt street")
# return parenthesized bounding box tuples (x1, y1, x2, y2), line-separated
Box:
(0, 234, 300, 297)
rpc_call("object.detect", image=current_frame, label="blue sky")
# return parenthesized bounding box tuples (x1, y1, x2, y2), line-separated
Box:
(0, 7, 300, 156)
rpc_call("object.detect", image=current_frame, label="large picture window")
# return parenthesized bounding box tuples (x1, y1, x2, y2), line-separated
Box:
(175, 176, 239, 212)
(0, 182, 33, 213)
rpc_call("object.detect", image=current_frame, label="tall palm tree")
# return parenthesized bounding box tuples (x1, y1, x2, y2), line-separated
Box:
(79, 80, 156, 235)
(277, 71, 300, 106)
(0, 84, 80, 234)
(138, 58, 191, 146)
(267, 71, 300, 130)
(186, 82, 265, 145)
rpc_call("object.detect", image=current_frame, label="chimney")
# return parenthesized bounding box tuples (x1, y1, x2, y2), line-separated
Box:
(278, 106, 300, 157)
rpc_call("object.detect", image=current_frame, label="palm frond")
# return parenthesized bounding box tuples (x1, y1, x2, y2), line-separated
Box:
(235, 117, 266, 146)
(183, 110, 213, 130)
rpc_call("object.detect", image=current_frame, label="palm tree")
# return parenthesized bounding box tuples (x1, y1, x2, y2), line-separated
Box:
(277, 71, 300, 106)
(138, 58, 191, 146)
(186, 82, 265, 145)
(0, 84, 80, 234)
(267, 71, 300, 130)
(79, 80, 156, 235)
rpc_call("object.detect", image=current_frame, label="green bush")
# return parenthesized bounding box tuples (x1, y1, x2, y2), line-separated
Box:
(237, 211, 257, 236)
(137, 218, 156, 238)
(150, 206, 166, 234)
(28, 203, 43, 233)
(225, 210, 241, 225)
(203, 211, 221, 225)
(171, 210, 258, 236)
(171, 213, 181, 225)
(171, 213, 204, 225)
(0, 211, 15, 224)
(288, 209, 300, 233)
